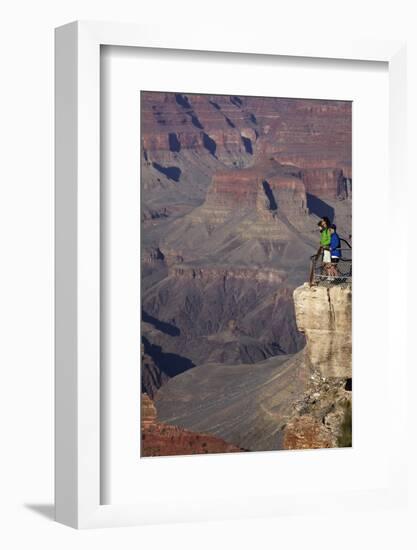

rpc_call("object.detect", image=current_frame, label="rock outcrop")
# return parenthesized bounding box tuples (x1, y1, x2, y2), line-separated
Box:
(301, 167, 345, 199)
(282, 368, 352, 449)
(280, 282, 353, 449)
(293, 283, 352, 378)
(203, 162, 308, 222)
(141, 342, 168, 399)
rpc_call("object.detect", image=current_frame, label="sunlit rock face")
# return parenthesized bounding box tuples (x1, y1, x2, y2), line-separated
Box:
(301, 167, 345, 198)
(202, 163, 308, 222)
(293, 283, 352, 379)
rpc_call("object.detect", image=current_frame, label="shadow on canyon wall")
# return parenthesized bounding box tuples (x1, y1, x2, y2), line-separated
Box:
(306, 193, 335, 223)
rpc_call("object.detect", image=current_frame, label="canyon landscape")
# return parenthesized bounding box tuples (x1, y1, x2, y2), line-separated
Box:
(140, 91, 352, 456)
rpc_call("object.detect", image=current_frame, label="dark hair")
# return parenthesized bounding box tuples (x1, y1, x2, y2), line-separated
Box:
(322, 216, 331, 227)
(331, 224, 337, 230)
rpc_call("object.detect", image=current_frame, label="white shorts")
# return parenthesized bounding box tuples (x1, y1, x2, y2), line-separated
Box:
(323, 250, 331, 263)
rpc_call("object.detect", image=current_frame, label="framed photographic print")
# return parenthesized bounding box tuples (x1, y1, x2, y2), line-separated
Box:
(55, 21, 408, 528)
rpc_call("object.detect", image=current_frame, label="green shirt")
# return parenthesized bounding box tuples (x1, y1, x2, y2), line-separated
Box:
(320, 228, 331, 247)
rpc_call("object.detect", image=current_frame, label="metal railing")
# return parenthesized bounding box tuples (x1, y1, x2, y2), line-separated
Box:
(309, 238, 352, 286)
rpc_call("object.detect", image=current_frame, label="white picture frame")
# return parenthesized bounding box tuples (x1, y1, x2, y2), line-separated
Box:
(55, 21, 407, 529)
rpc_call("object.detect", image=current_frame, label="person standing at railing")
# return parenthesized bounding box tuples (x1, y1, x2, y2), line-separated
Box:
(318, 218, 331, 264)
(328, 224, 341, 276)
(309, 217, 333, 285)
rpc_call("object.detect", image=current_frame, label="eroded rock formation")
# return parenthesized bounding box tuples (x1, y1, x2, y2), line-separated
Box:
(302, 167, 345, 198)
(203, 162, 308, 222)
(293, 283, 352, 379)
(281, 282, 353, 449)
(141, 92, 351, 219)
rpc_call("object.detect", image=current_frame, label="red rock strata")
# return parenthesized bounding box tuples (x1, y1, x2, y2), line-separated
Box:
(141, 394, 244, 457)
(141, 92, 351, 189)
(202, 160, 309, 223)
(301, 167, 345, 198)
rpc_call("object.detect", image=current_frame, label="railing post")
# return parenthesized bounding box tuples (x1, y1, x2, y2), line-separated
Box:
(309, 255, 316, 286)
(309, 248, 321, 286)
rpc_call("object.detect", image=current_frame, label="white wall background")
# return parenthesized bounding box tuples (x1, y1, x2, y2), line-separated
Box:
(0, 0, 416, 548)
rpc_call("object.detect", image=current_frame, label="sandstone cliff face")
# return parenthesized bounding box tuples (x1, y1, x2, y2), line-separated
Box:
(293, 283, 352, 379)
(280, 283, 353, 449)
(204, 164, 307, 217)
(301, 167, 345, 199)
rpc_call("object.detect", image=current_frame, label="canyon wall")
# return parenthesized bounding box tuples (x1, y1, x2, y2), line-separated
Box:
(141, 92, 352, 217)
(280, 282, 353, 449)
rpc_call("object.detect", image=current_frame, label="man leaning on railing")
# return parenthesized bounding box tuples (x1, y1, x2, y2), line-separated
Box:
(319, 216, 332, 266)
(309, 219, 352, 286)
(328, 224, 341, 277)
(310, 217, 331, 285)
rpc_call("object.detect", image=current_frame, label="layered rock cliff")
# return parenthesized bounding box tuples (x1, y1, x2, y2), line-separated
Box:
(293, 283, 352, 379)
(202, 161, 308, 222)
(141, 92, 351, 219)
(281, 283, 353, 449)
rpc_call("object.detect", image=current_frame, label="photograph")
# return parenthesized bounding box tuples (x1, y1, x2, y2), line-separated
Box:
(0, 0, 411, 541)
(140, 91, 352, 457)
